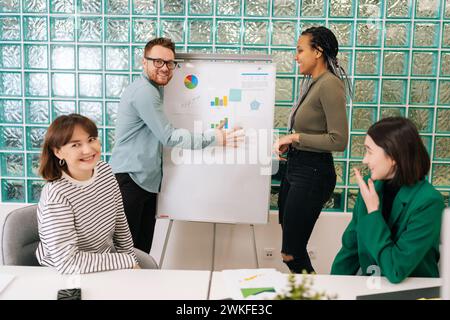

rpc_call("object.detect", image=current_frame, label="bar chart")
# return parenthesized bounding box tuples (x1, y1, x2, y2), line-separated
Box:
(210, 117, 229, 129)
(210, 96, 228, 107)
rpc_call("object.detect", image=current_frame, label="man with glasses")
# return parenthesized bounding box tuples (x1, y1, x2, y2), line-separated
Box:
(110, 38, 242, 253)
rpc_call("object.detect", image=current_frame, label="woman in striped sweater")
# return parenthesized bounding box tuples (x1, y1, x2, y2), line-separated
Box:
(36, 114, 139, 274)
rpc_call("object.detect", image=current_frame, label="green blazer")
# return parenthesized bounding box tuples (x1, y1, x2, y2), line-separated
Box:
(331, 178, 445, 283)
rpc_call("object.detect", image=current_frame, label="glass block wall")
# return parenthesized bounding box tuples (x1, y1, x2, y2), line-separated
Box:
(0, 0, 449, 211)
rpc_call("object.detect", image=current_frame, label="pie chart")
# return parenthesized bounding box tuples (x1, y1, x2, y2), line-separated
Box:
(184, 74, 198, 89)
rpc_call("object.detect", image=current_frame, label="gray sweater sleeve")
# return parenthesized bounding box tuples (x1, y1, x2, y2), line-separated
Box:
(134, 85, 216, 150)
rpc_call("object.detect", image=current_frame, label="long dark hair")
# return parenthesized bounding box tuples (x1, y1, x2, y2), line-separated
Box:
(367, 117, 430, 186)
(39, 114, 98, 182)
(298, 26, 352, 102)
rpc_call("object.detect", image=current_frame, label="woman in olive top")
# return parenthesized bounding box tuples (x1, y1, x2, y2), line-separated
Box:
(331, 117, 445, 283)
(273, 26, 351, 273)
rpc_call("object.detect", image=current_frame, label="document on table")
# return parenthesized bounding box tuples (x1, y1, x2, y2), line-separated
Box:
(221, 269, 287, 300)
(0, 273, 15, 294)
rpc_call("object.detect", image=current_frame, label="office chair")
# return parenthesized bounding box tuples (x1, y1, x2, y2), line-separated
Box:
(0, 204, 40, 266)
(0, 204, 158, 269)
(133, 248, 159, 269)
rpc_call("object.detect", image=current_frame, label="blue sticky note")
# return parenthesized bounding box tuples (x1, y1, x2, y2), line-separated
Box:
(229, 89, 242, 102)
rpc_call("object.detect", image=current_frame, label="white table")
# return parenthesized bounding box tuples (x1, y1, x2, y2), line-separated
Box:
(209, 272, 442, 300)
(1, 266, 443, 300)
(0, 266, 211, 300)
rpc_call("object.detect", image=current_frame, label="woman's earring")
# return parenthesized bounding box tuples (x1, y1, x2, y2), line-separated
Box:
(59, 159, 65, 166)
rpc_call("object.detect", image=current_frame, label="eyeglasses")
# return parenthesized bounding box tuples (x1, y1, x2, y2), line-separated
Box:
(144, 57, 178, 70)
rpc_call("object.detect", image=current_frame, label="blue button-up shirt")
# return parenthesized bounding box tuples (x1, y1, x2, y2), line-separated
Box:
(110, 72, 216, 193)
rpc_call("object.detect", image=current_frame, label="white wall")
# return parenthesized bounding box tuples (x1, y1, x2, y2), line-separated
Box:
(0, 203, 351, 274)
(151, 211, 351, 274)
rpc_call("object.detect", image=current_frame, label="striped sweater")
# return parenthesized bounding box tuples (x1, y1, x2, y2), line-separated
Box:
(36, 161, 138, 274)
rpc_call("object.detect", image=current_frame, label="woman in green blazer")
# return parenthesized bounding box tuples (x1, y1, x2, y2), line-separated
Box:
(331, 117, 445, 284)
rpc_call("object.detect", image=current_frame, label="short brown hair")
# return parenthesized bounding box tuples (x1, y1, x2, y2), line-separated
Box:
(39, 114, 98, 182)
(144, 37, 176, 56)
(367, 117, 430, 186)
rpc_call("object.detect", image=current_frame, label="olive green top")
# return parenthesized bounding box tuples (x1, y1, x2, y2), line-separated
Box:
(291, 71, 348, 153)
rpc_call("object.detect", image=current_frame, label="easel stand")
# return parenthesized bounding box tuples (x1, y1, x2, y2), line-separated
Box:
(159, 219, 260, 270)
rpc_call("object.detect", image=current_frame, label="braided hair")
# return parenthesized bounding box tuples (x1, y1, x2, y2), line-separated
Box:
(297, 26, 352, 106)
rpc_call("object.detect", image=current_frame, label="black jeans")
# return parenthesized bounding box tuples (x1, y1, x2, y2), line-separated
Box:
(115, 173, 157, 253)
(278, 149, 336, 274)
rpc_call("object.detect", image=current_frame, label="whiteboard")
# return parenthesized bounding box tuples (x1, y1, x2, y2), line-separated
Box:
(157, 58, 275, 224)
